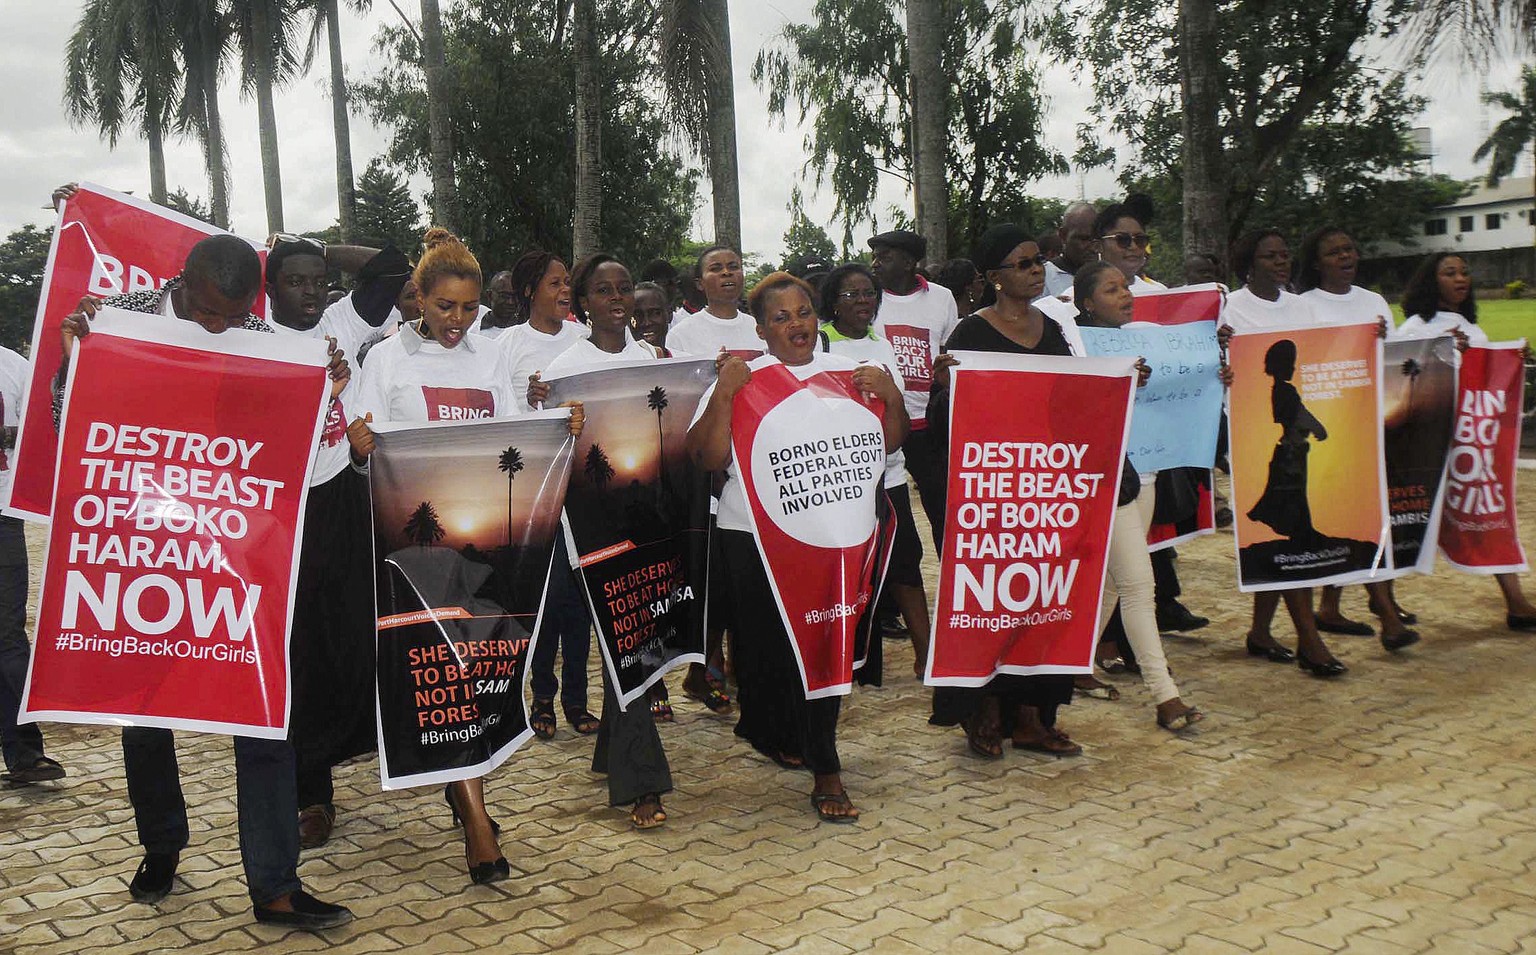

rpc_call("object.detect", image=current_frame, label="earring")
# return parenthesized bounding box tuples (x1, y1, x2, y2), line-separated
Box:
(994, 283, 1003, 291)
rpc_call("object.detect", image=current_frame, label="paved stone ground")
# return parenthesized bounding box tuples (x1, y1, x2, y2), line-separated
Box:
(5, 475, 1536, 954)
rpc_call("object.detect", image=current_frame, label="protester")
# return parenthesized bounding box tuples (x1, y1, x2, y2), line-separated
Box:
(817, 263, 931, 676)
(318, 244, 414, 366)
(1222, 229, 1347, 677)
(1296, 226, 1420, 650)
(868, 229, 959, 551)
(632, 281, 674, 355)
(0, 345, 63, 788)
(686, 271, 906, 822)
(481, 270, 522, 338)
(1043, 201, 1098, 297)
(667, 246, 756, 357)
(925, 224, 1084, 758)
(935, 259, 987, 319)
(348, 228, 582, 885)
(500, 250, 586, 415)
(57, 233, 353, 929)
(538, 254, 674, 827)
(1184, 253, 1224, 287)
(1073, 261, 1207, 730)
(1396, 252, 1536, 631)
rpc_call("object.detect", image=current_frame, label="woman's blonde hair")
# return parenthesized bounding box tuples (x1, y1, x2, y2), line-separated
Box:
(413, 227, 482, 296)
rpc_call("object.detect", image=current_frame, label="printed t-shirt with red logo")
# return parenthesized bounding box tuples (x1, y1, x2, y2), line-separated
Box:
(497, 319, 591, 413)
(872, 277, 958, 429)
(351, 322, 509, 431)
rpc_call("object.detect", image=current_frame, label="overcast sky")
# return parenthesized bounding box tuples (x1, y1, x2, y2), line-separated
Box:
(0, 1, 1526, 263)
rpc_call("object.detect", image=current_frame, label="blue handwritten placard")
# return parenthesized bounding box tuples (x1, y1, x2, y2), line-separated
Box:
(1078, 320, 1223, 473)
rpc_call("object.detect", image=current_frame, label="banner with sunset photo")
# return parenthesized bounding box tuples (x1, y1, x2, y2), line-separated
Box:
(369, 410, 574, 789)
(1228, 321, 1389, 591)
(544, 357, 716, 709)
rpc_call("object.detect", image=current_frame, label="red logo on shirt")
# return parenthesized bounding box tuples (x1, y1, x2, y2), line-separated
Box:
(882, 324, 932, 392)
(320, 396, 347, 448)
(422, 387, 495, 421)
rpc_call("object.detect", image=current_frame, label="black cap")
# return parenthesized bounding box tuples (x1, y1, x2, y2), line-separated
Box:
(867, 229, 926, 262)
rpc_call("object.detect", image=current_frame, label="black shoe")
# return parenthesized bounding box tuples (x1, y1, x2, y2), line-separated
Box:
(1297, 652, 1348, 677)
(253, 890, 354, 930)
(469, 856, 511, 885)
(1380, 629, 1421, 652)
(444, 785, 501, 835)
(1, 756, 65, 786)
(1245, 637, 1295, 663)
(1156, 601, 1209, 633)
(128, 852, 178, 904)
(1317, 616, 1374, 636)
(1508, 613, 1536, 631)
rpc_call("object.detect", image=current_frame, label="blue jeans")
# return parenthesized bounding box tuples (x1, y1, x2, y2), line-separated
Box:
(123, 727, 303, 905)
(0, 518, 45, 772)
(530, 538, 593, 710)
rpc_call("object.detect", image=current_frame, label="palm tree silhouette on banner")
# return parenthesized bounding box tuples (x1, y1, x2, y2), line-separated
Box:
(404, 501, 445, 548)
(498, 446, 524, 549)
(647, 385, 669, 505)
(585, 443, 616, 490)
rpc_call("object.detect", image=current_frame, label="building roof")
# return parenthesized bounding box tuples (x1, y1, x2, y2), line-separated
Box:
(1441, 176, 1534, 210)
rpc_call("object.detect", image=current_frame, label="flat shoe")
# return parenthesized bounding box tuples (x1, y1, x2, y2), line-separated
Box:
(252, 890, 353, 931)
(1157, 708, 1205, 733)
(1245, 637, 1296, 663)
(631, 794, 667, 830)
(1508, 613, 1536, 631)
(1014, 729, 1082, 757)
(298, 803, 335, 850)
(3, 756, 65, 785)
(1380, 629, 1421, 652)
(1316, 616, 1374, 636)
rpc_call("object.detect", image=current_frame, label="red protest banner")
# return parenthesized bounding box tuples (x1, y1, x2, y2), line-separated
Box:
(20, 309, 327, 737)
(5, 183, 265, 523)
(1132, 283, 1224, 326)
(731, 359, 887, 699)
(926, 352, 1135, 685)
(1439, 342, 1528, 575)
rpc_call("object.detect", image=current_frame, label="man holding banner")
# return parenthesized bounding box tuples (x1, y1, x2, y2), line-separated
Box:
(22, 232, 353, 929)
(687, 272, 907, 824)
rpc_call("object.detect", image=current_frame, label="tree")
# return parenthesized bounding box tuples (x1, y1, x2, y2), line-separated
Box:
(498, 445, 524, 548)
(782, 187, 837, 266)
(404, 500, 446, 546)
(753, 0, 1064, 255)
(419, 0, 459, 231)
(165, 188, 215, 224)
(572, 0, 601, 258)
(175, 0, 234, 229)
(230, 0, 307, 233)
(1475, 65, 1536, 279)
(353, 0, 698, 269)
(584, 443, 615, 489)
(305, 0, 371, 241)
(354, 157, 423, 250)
(659, 0, 741, 249)
(0, 225, 52, 354)
(905, 0, 946, 264)
(64, 0, 185, 206)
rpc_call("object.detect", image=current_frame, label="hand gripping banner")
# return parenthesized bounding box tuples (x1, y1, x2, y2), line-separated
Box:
(1228, 321, 1390, 590)
(544, 357, 716, 710)
(926, 351, 1136, 685)
(730, 360, 887, 699)
(370, 410, 574, 789)
(1439, 341, 1528, 575)
(6, 183, 266, 522)
(20, 309, 328, 737)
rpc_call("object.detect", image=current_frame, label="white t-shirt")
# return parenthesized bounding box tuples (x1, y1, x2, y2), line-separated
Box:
(1301, 286, 1392, 327)
(819, 328, 909, 488)
(669, 306, 695, 330)
(1220, 287, 1317, 332)
(498, 320, 591, 413)
(1394, 311, 1491, 345)
(318, 294, 402, 368)
(0, 346, 30, 502)
(267, 319, 355, 486)
(352, 323, 511, 425)
(541, 330, 660, 379)
(666, 309, 762, 359)
(689, 351, 871, 533)
(873, 278, 959, 430)
(1042, 260, 1075, 298)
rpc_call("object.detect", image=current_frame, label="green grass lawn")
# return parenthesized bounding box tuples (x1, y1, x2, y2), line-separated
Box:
(1388, 298, 1536, 343)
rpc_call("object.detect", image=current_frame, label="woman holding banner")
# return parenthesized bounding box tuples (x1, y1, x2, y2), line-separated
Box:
(1397, 253, 1536, 631)
(347, 228, 585, 884)
(1223, 230, 1347, 677)
(686, 271, 907, 823)
(1296, 226, 1420, 650)
(1071, 261, 1206, 730)
(926, 224, 1087, 758)
(535, 254, 675, 828)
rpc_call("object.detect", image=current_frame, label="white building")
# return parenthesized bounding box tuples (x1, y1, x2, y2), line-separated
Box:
(1368, 177, 1535, 287)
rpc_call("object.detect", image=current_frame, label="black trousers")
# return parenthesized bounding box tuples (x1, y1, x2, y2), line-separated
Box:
(720, 530, 841, 775)
(901, 428, 948, 552)
(0, 518, 44, 772)
(592, 670, 673, 806)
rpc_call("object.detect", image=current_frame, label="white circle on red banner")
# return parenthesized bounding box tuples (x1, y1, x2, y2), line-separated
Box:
(748, 389, 883, 548)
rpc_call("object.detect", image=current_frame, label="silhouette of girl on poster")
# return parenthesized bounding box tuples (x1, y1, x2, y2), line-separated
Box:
(1247, 339, 1327, 540)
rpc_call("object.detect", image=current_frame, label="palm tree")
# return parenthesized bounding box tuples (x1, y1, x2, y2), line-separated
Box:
(64, 0, 184, 206)
(175, 0, 233, 228)
(230, 0, 306, 234)
(1475, 65, 1536, 279)
(572, 0, 601, 259)
(498, 446, 524, 549)
(585, 443, 616, 489)
(404, 500, 446, 547)
(419, 0, 458, 231)
(905, 0, 946, 264)
(647, 385, 668, 504)
(659, 0, 741, 249)
(304, 0, 371, 241)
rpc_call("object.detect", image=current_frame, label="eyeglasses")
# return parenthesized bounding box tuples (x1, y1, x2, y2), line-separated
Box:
(272, 233, 326, 254)
(995, 254, 1049, 271)
(837, 288, 880, 301)
(1100, 232, 1150, 250)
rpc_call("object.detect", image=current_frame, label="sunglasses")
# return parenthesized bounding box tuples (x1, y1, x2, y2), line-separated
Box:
(1100, 232, 1150, 250)
(995, 254, 1049, 271)
(272, 233, 326, 254)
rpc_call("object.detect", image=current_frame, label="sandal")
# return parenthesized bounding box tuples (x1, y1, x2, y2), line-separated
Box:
(530, 697, 556, 740)
(1, 756, 66, 785)
(1074, 674, 1120, 701)
(1014, 728, 1083, 757)
(1157, 707, 1205, 733)
(648, 696, 674, 723)
(810, 790, 860, 824)
(683, 675, 733, 714)
(961, 713, 1003, 760)
(631, 793, 667, 830)
(564, 705, 600, 736)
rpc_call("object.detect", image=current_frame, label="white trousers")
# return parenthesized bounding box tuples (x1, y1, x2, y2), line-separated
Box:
(1100, 484, 1181, 705)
